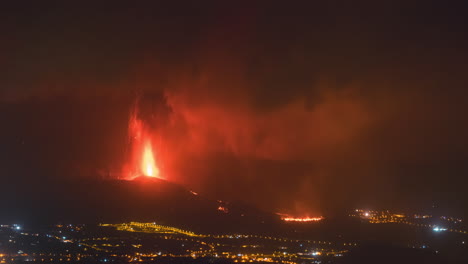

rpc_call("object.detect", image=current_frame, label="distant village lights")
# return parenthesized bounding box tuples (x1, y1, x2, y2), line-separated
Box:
(433, 226, 447, 232)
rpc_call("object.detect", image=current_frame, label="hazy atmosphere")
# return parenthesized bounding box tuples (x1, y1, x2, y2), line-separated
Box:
(1, 1, 468, 218)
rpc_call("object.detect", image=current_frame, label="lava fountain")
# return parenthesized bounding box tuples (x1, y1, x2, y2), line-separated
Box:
(123, 104, 163, 180)
(141, 139, 158, 177)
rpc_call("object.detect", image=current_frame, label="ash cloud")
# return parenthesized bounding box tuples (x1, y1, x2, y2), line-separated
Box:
(1, 1, 468, 216)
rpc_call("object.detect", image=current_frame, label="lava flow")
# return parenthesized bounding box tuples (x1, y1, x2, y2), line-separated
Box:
(123, 105, 163, 180)
(276, 213, 324, 222)
(281, 216, 324, 222)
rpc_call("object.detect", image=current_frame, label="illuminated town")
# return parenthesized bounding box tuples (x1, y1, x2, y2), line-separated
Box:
(350, 209, 468, 235)
(0, 221, 352, 264)
(1, 209, 467, 264)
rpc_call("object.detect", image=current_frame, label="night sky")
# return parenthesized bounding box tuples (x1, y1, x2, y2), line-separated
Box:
(1, 1, 468, 217)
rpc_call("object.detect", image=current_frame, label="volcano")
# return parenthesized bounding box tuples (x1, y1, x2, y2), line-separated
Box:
(0, 101, 281, 232)
(1, 177, 280, 233)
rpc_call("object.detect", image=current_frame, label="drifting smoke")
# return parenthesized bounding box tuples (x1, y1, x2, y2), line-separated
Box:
(1, 2, 468, 217)
(126, 74, 375, 216)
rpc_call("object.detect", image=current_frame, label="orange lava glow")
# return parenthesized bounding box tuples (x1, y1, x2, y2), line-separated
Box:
(277, 213, 324, 222)
(141, 140, 158, 177)
(123, 105, 163, 180)
(281, 217, 324, 222)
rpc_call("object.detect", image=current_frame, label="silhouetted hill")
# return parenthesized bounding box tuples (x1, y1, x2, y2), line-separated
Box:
(0, 177, 281, 233)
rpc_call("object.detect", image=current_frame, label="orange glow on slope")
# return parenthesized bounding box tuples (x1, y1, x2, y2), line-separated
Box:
(276, 213, 323, 222)
(123, 104, 163, 180)
(281, 216, 324, 222)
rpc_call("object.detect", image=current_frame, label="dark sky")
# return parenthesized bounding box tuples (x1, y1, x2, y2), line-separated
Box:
(1, 1, 468, 217)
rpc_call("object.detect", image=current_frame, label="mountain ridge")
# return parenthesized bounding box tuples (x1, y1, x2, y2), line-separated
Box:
(0, 176, 281, 233)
